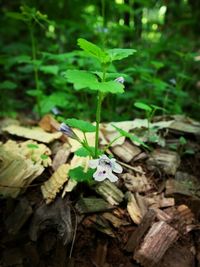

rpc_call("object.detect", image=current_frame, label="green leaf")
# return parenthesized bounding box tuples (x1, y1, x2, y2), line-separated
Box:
(134, 102, 152, 112)
(69, 166, 94, 182)
(65, 118, 96, 132)
(26, 89, 44, 97)
(0, 81, 17, 90)
(92, 81, 124, 94)
(65, 70, 97, 90)
(40, 65, 59, 75)
(75, 146, 95, 157)
(27, 144, 39, 149)
(65, 70, 124, 94)
(40, 154, 49, 159)
(112, 125, 149, 149)
(39, 92, 68, 114)
(77, 38, 108, 63)
(107, 48, 136, 62)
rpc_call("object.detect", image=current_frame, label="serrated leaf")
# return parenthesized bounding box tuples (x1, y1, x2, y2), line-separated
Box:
(107, 48, 136, 62)
(92, 80, 124, 94)
(74, 146, 95, 157)
(112, 125, 149, 149)
(69, 166, 94, 182)
(40, 65, 59, 75)
(65, 118, 96, 133)
(77, 38, 108, 63)
(134, 102, 152, 112)
(66, 70, 124, 94)
(65, 70, 97, 90)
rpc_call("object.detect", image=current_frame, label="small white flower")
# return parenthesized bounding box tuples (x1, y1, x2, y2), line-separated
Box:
(114, 76, 125, 84)
(89, 154, 123, 182)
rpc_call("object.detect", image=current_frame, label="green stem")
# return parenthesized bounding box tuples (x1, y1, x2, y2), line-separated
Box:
(30, 25, 41, 116)
(103, 135, 122, 153)
(95, 91, 103, 158)
(94, 65, 106, 158)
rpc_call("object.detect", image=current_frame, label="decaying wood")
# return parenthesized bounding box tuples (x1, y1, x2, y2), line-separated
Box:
(125, 209, 156, 252)
(168, 117, 200, 136)
(134, 221, 178, 267)
(52, 143, 71, 171)
(5, 197, 32, 235)
(0, 146, 44, 198)
(166, 171, 200, 198)
(126, 192, 148, 225)
(38, 114, 60, 132)
(111, 141, 141, 163)
(83, 214, 115, 237)
(75, 197, 114, 214)
(122, 168, 152, 193)
(95, 180, 124, 205)
(41, 164, 70, 204)
(102, 212, 130, 228)
(147, 149, 180, 175)
(29, 197, 73, 245)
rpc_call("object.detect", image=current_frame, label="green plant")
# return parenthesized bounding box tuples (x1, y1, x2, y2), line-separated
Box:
(59, 38, 139, 182)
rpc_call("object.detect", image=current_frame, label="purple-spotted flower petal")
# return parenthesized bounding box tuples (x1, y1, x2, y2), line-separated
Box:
(114, 76, 125, 84)
(89, 154, 122, 182)
(59, 122, 79, 140)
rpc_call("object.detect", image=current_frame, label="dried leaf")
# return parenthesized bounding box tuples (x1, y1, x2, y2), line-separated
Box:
(3, 125, 62, 143)
(41, 164, 70, 204)
(62, 179, 77, 198)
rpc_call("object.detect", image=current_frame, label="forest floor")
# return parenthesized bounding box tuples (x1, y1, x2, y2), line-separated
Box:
(0, 114, 200, 267)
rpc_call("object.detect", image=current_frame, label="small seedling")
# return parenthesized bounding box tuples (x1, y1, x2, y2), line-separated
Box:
(134, 101, 165, 141)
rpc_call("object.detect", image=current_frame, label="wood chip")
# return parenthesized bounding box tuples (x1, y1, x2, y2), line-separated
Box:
(52, 143, 71, 171)
(112, 141, 141, 162)
(95, 180, 124, 206)
(75, 197, 114, 214)
(122, 169, 151, 193)
(147, 149, 180, 175)
(134, 221, 178, 267)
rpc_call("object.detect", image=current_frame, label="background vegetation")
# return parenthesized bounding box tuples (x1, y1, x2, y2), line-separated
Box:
(1, 0, 200, 121)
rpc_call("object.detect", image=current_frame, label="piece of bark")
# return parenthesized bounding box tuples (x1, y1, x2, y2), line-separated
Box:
(125, 209, 156, 252)
(102, 212, 130, 228)
(112, 141, 141, 163)
(145, 193, 175, 209)
(52, 143, 71, 171)
(83, 214, 115, 237)
(168, 118, 200, 135)
(166, 171, 200, 198)
(126, 192, 148, 225)
(39, 114, 60, 132)
(159, 242, 195, 267)
(2, 247, 23, 267)
(147, 149, 180, 175)
(75, 197, 114, 214)
(5, 197, 32, 235)
(29, 197, 73, 245)
(95, 180, 124, 205)
(122, 169, 152, 193)
(134, 221, 178, 267)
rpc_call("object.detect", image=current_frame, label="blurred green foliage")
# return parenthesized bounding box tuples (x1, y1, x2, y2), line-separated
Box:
(0, 0, 199, 120)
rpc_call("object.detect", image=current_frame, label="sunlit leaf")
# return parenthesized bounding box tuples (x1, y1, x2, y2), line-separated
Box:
(65, 118, 96, 132)
(107, 48, 136, 62)
(65, 70, 97, 90)
(77, 38, 108, 63)
(134, 102, 152, 112)
(75, 146, 95, 157)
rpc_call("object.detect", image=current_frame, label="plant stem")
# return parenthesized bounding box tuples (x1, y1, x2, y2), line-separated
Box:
(94, 65, 106, 158)
(30, 25, 41, 116)
(95, 91, 103, 158)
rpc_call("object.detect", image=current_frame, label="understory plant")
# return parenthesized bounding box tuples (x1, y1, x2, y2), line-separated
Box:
(59, 38, 145, 183)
